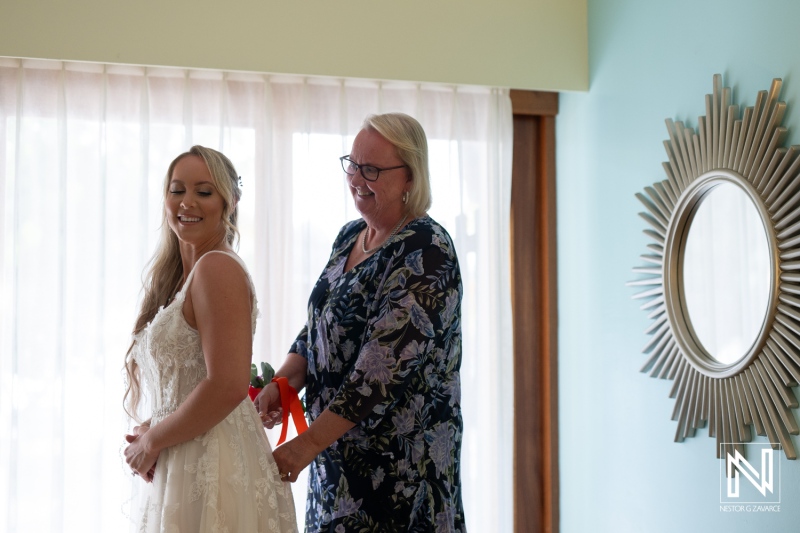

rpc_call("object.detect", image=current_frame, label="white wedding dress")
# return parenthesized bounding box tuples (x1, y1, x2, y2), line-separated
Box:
(128, 251, 297, 533)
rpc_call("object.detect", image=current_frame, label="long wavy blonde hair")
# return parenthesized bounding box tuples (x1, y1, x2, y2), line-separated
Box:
(123, 146, 242, 421)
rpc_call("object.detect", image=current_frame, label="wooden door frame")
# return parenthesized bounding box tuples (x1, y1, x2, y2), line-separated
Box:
(509, 89, 559, 533)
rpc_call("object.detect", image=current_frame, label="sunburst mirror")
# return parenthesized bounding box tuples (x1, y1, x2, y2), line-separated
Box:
(631, 74, 800, 460)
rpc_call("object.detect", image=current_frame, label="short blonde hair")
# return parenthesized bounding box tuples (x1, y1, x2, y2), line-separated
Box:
(363, 113, 431, 218)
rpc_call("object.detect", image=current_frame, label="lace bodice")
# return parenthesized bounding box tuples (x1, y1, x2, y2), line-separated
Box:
(131, 251, 258, 424)
(126, 251, 297, 533)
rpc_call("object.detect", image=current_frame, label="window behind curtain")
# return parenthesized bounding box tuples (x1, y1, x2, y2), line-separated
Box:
(0, 58, 513, 532)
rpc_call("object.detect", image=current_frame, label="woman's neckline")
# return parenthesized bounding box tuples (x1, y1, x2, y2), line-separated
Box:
(343, 216, 420, 273)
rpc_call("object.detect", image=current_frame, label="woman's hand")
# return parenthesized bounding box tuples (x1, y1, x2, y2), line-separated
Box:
(124, 425, 159, 482)
(254, 381, 283, 429)
(273, 438, 318, 483)
(272, 409, 356, 483)
(254, 352, 308, 429)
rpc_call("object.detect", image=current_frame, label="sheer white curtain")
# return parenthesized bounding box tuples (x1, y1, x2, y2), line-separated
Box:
(0, 58, 513, 532)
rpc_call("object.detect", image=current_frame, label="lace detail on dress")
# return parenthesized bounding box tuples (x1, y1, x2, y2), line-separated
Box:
(127, 251, 297, 533)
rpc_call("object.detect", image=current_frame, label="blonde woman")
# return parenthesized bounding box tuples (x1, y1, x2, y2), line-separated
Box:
(123, 146, 296, 532)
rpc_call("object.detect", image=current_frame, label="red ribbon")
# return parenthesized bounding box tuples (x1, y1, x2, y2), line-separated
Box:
(271, 377, 309, 445)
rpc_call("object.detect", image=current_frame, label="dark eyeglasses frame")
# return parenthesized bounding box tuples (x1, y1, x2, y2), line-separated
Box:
(339, 155, 407, 182)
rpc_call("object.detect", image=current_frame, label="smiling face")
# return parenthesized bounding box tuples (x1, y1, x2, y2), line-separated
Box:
(347, 128, 411, 227)
(165, 154, 227, 247)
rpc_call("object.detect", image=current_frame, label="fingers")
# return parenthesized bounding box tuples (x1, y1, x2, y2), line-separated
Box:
(253, 385, 269, 412)
(273, 440, 308, 484)
(128, 460, 156, 483)
(124, 435, 158, 482)
(131, 468, 155, 483)
(131, 458, 157, 482)
(254, 382, 281, 415)
(258, 408, 283, 429)
(125, 423, 150, 443)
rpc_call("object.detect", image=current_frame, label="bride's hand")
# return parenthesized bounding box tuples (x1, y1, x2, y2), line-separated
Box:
(132, 422, 150, 437)
(124, 428, 159, 482)
(254, 381, 283, 429)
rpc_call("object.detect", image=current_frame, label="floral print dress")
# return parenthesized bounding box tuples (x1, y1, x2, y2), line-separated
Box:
(290, 216, 466, 533)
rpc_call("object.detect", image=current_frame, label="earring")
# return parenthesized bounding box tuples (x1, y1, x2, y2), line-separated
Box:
(402, 191, 409, 204)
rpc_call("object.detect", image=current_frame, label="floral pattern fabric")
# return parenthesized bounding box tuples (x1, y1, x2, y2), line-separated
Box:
(291, 216, 466, 532)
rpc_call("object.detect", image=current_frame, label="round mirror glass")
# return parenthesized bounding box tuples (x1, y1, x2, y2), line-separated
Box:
(682, 182, 771, 364)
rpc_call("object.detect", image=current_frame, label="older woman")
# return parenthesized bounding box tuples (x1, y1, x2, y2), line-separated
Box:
(255, 113, 466, 531)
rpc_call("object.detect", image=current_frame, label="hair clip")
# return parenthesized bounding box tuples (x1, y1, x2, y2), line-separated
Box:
(238, 176, 243, 187)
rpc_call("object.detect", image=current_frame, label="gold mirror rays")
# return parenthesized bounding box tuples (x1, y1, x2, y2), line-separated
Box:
(630, 75, 800, 460)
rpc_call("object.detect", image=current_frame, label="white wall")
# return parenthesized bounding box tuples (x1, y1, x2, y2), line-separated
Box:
(0, 0, 587, 91)
(557, 0, 800, 530)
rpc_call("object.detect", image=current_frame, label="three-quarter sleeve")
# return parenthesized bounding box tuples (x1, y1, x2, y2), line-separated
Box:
(289, 324, 310, 359)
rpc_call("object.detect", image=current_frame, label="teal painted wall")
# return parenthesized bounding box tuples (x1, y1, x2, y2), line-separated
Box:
(557, 0, 800, 530)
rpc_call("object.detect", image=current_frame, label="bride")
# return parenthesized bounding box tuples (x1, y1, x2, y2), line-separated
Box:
(123, 145, 297, 532)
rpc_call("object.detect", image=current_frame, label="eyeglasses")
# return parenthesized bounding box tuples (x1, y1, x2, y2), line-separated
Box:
(339, 155, 407, 182)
